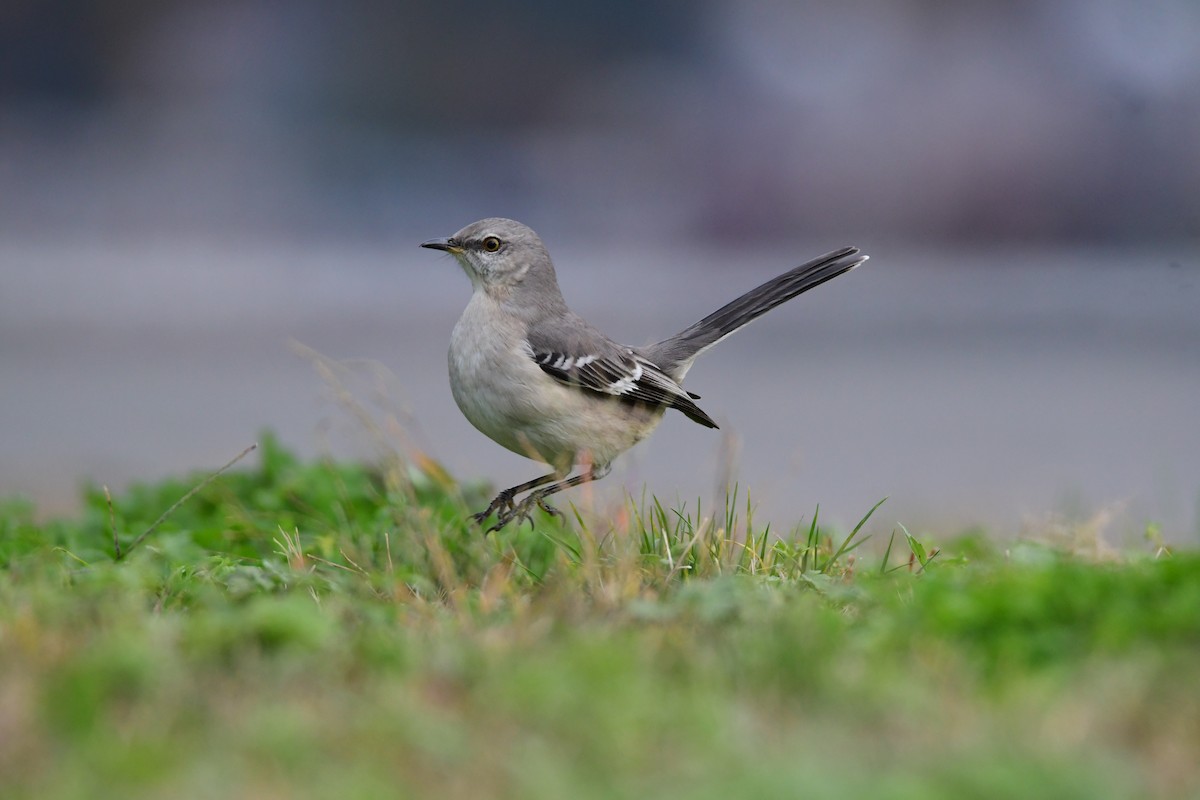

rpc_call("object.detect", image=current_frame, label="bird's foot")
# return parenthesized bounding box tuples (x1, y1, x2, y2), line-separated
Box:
(482, 491, 562, 534)
(472, 489, 516, 527)
(535, 495, 563, 519)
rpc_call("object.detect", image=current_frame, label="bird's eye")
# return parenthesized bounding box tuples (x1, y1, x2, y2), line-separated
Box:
(482, 236, 502, 253)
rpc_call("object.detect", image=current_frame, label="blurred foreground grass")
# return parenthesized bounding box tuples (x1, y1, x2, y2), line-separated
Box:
(1, 434, 1198, 799)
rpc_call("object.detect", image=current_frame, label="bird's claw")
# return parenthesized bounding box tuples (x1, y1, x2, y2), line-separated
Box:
(472, 489, 516, 527)
(478, 492, 560, 533)
(485, 501, 533, 534)
(536, 497, 563, 518)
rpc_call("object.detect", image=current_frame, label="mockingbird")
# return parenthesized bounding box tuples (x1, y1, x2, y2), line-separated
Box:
(421, 218, 866, 531)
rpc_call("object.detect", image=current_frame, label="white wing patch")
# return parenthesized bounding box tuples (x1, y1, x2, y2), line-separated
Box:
(608, 361, 642, 394)
(529, 344, 718, 428)
(533, 349, 645, 396)
(534, 351, 603, 373)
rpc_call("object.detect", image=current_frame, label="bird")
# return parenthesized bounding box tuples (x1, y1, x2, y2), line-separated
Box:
(421, 218, 866, 532)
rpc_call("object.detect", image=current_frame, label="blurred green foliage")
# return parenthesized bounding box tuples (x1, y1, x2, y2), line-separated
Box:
(0, 435, 1196, 799)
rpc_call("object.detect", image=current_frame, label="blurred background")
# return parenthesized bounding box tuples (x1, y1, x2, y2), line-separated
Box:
(2, 1, 1198, 541)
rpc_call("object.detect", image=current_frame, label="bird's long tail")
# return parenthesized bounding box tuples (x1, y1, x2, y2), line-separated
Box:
(646, 246, 867, 380)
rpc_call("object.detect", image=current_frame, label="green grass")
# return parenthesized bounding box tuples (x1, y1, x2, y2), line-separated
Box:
(1, 433, 1197, 799)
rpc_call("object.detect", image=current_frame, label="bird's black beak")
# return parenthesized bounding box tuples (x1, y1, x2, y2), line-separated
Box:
(420, 237, 462, 253)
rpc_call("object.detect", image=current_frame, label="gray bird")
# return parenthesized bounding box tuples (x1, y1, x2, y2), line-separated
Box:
(421, 218, 866, 531)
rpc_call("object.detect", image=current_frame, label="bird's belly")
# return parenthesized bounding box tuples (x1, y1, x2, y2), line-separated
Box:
(448, 332, 536, 455)
(448, 304, 662, 468)
(448, 302, 556, 460)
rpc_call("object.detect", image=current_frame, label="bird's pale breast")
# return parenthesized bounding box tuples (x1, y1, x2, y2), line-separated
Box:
(448, 292, 663, 469)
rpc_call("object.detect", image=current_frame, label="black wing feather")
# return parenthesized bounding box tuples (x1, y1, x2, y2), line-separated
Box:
(533, 349, 718, 429)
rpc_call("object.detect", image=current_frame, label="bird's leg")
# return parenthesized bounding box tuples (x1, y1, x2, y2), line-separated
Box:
(495, 463, 612, 532)
(473, 472, 559, 527)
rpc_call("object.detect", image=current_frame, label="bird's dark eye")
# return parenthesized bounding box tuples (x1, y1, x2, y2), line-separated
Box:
(482, 236, 502, 253)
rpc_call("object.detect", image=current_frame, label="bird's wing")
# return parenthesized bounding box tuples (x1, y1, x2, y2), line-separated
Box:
(526, 341, 717, 429)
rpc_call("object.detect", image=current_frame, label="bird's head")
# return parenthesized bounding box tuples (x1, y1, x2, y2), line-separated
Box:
(421, 218, 561, 303)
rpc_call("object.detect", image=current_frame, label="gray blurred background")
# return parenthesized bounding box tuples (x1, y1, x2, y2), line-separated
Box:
(2, 1, 1198, 541)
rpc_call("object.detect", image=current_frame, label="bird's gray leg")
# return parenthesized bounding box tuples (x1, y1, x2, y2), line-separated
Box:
(491, 463, 613, 532)
(474, 472, 560, 527)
